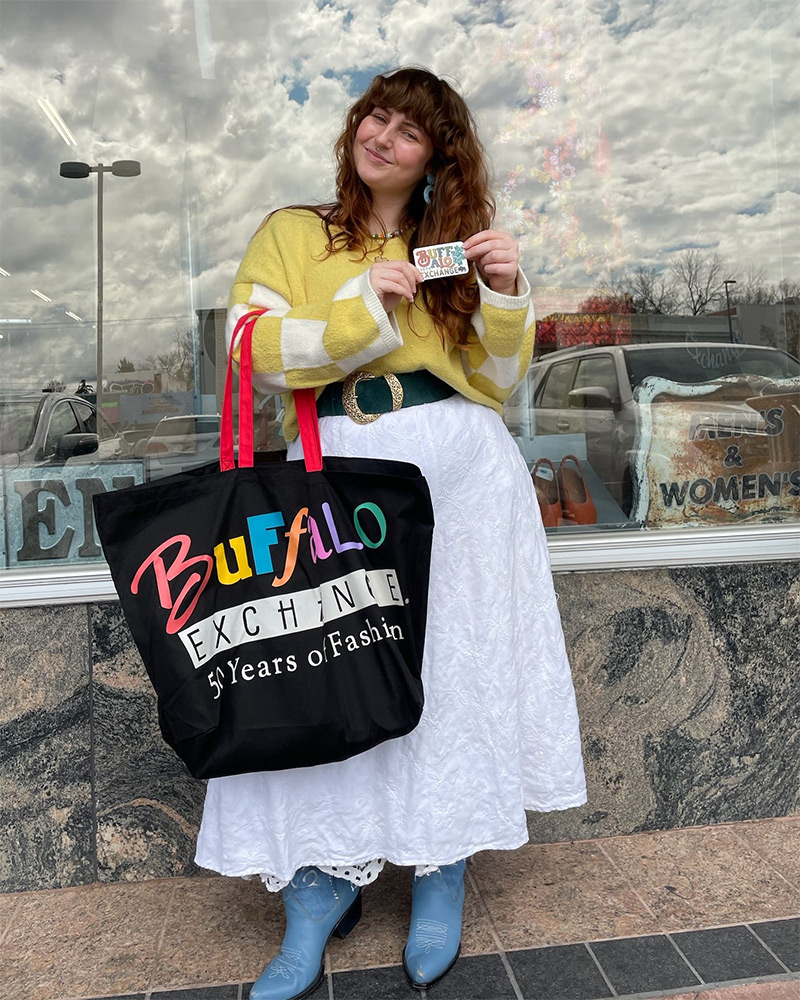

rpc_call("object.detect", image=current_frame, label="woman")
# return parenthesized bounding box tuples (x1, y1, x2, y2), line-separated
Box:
(196, 67, 586, 999)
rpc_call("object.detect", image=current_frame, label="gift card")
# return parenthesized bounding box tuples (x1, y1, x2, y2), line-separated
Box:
(413, 242, 469, 281)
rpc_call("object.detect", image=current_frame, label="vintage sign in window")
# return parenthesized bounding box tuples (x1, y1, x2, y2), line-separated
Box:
(632, 374, 799, 527)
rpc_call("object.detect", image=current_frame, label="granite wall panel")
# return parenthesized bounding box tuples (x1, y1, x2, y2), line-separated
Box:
(0, 561, 796, 890)
(0, 604, 93, 892)
(526, 562, 800, 844)
(91, 603, 205, 881)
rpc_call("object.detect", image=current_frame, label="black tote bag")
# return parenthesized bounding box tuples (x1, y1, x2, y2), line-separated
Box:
(94, 310, 433, 779)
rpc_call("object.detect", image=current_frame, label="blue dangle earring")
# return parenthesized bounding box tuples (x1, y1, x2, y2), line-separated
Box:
(423, 172, 435, 205)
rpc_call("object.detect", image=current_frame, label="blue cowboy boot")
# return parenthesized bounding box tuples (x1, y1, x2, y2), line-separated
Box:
(402, 859, 466, 990)
(250, 867, 362, 1000)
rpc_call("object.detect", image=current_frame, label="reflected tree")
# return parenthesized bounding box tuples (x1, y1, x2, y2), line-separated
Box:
(773, 278, 800, 302)
(668, 249, 731, 315)
(604, 251, 799, 317)
(141, 330, 195, 391)
(627, 266, 678, 315)
(42, 378, 67, 392)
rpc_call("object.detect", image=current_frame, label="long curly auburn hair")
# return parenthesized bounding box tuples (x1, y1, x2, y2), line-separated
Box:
(306, 68, 495, 348)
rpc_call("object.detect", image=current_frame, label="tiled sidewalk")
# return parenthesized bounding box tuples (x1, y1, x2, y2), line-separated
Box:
(0, 818, 797, 1000)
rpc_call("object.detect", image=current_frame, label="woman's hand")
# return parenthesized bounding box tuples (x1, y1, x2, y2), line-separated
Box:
(463, 230, 520, 296)
(369, 259, 423, 314)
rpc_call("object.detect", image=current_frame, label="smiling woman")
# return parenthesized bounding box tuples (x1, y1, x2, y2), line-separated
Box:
(203, 65, 587, 998)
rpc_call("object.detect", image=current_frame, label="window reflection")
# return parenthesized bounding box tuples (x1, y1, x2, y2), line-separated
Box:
(520, 343, 800, 527)
(0, 0, 797, 573)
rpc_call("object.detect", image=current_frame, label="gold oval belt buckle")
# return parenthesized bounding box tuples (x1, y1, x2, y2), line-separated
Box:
(342, 371, 404, 424)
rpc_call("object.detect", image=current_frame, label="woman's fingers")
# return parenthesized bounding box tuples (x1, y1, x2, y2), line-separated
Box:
(369, 260, 423, 309)
(464, 229, 519, 294)
(375, 274, 416, 306)
(464, 230, 518, 263)
(367, 234, 520, 304)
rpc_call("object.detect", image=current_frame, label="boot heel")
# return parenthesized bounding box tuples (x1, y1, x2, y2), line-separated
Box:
(333, 892, 362, 939)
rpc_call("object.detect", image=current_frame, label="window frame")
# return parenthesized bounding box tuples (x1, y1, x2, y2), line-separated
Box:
(1, 522, 797, 608)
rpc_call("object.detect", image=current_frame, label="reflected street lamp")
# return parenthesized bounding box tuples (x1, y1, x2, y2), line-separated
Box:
(59, 160, 141, 414)
(723, 279, 737, 342)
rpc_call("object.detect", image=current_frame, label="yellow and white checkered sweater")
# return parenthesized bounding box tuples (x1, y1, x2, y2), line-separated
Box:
(226, 209, 536, 441)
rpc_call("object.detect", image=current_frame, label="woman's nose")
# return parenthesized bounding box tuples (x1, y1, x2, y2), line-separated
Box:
(375, 124, 394, 146)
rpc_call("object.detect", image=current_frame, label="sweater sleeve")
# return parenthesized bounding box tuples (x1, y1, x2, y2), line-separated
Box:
(226, 212, 403, 394)
(463, 269, 536, 404)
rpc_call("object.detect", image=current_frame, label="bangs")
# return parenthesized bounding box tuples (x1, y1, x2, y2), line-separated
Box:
(361, 70, 456, 146)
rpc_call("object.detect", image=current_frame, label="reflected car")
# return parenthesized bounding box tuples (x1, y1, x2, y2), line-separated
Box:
(141, 413, 226, 480)
(0, 391, 132, 468)
(518, 342, 800, 514)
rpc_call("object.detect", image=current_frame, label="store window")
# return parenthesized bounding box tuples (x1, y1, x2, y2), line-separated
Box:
(0, 0, 797, 582)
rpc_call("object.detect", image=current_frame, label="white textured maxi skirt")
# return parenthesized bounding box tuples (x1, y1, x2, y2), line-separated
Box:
(195, 395, 586, 884)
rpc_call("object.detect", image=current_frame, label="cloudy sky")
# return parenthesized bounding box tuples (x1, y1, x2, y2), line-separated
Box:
(0, 0, 797, 389)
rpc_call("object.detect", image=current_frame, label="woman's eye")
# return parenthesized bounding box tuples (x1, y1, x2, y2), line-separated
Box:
(403, 131, 418, 141)
(373, 113, 387, 123)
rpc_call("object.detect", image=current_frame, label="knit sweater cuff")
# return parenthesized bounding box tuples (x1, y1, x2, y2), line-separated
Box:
(476, 268, 532, 310)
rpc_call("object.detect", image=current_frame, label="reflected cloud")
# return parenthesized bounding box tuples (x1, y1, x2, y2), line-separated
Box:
(0, 0, 797, 387)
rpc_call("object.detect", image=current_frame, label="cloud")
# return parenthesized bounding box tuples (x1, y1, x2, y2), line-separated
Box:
(0, 0, 797, 389)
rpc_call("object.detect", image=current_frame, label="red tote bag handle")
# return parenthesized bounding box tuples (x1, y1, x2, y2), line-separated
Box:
(221, 310, 323, 473)
(293, 388, 323, 472)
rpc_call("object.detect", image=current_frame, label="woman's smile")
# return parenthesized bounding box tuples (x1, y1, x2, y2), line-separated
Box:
(365, 146, 391, 165)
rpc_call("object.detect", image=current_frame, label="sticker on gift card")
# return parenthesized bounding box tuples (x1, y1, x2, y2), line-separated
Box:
(413, 242, 469, 281)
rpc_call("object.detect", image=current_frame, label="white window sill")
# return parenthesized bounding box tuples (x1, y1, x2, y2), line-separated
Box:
(0, 523, 797, 608)
(546, 522, 799, 572)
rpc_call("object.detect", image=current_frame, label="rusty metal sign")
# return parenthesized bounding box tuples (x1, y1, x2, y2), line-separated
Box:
(631, 375, 800, 526)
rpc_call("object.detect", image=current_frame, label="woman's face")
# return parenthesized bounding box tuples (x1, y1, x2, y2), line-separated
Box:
(353, 107, 433, 202)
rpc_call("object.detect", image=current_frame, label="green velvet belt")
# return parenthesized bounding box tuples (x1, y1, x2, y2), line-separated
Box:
(316, 370, 456, 422)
